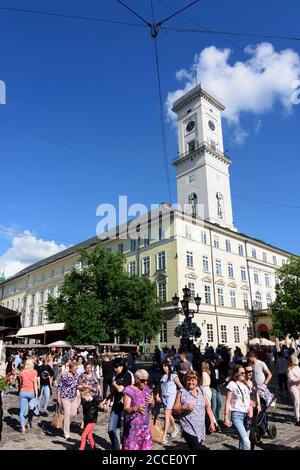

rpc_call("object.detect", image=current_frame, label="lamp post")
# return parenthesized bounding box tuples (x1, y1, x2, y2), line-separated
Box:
(172, 286, 202, 350)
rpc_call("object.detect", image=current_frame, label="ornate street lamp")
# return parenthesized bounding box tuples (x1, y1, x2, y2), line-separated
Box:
(173, 285, 202, 349)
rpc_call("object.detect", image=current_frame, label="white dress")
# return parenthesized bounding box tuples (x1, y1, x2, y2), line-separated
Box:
(201, 371, 212, 403)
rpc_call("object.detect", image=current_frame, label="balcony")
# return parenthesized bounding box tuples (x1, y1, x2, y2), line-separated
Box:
(173, 141, 232, 165)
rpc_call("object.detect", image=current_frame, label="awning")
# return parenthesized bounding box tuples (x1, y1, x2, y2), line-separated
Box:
(16, 323, 65, 337)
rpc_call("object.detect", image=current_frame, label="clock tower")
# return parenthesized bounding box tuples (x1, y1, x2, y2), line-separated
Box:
(172, 84, 235, 231)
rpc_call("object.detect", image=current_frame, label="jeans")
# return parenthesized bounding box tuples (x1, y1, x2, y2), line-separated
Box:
(39, 385, 50, 412)
(19, 391, 35, 428)
(231, 411, 251, 450)
(108, 409, 123, 450)
(211, 388, 222, 421)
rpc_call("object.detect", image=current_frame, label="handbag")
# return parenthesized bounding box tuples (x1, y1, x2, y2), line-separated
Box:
(150, 415, 164, 443)
(51, 405, 64, 429)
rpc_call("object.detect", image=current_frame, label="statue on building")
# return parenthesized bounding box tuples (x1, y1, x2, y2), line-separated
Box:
(188, 193, 198, 217)
(216, 192, 224, 219)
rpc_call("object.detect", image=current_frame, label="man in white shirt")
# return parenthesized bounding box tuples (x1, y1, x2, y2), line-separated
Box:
(247, 351, 275, 408)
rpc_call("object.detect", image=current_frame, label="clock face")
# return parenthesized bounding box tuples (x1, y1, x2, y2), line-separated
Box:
(208, 120, 215, 131)
(186, 120, 195, 132)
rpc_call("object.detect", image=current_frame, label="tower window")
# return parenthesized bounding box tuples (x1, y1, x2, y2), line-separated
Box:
(188, 140, 195, 153)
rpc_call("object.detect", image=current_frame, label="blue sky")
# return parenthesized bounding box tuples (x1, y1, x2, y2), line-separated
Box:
(0, 0, 300, 276)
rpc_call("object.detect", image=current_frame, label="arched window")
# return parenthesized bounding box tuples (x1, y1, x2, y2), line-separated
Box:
(188, 193, 197, 216)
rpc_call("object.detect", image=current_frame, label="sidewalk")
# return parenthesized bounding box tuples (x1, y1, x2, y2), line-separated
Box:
(0, 384, 299, 450)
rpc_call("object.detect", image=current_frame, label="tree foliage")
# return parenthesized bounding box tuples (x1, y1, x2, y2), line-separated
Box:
(271, 256, 300, 337)
(46, 245, 164, 344)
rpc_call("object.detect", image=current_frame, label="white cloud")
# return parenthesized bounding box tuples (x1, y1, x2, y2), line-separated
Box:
(167, 43, 300, 143)
(0, 229, 67, 278)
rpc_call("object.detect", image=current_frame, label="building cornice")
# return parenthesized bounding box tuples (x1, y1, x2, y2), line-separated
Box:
(172, 84, 225, 113)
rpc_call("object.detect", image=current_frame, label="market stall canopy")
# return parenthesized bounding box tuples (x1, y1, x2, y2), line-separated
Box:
(249, 337, 275, 346)
(16, 323, 65, 337)
(47, 340, 70, 348)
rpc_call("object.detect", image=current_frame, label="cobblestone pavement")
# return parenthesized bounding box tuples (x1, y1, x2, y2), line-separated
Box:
(1, 369, 299, 451)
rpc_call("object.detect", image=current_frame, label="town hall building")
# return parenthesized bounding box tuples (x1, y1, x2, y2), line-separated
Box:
(0, 84, 294, 352)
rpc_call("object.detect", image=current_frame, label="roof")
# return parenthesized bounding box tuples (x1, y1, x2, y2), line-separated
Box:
(172, 84, 225, 112)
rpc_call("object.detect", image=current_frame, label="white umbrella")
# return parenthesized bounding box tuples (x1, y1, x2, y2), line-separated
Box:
(275, 337, 280, 352)
(259, 338, 275, 346)
(249, 338, 261, 346)
(47, 340, 71, 348)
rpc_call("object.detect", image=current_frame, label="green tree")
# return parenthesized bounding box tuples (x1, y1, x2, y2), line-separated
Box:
(271, 256, 300, 338)
(46, 245, 164, 344)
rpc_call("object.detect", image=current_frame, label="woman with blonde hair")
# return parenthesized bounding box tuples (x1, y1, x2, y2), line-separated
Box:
(123, 369, 154, 450)
(173, 370, 215, 450)
(18, 358, 38, 433)
(287, 355, 300, 426)
(200, 361, 212, 403)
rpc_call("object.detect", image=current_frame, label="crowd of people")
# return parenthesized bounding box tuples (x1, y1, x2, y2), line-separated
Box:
(0, 340, 299, 451)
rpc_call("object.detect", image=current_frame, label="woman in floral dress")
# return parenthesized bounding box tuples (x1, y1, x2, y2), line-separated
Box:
(122, 369, 154, 450)
(173, 370, 215, 450)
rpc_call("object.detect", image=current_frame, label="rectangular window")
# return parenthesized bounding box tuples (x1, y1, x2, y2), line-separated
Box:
(241, 266, 247, 281)
(230, 289, 236, 308)
(252, 249, 257, 259)
(142, 256, 150, 275)
(158, 283, 167, 302)
(247, 327, 252, 339)
(254, 270, 259, 284)
(234, 326, 240, 343)
(265, 273, 270, 287)
(160, 322, 167, 343)
(243, 293, 249, 310)
(188, 282, 195, 300)
(204, 285, 211, 304)
(185, 225, 192, 239)
(272, 255, 277, 265)
(238, 244, 244, 257)
(143, 237, 150, 246)
(282, 259, 286, 266)
(225, 239, 231, 252)
(213, 235, 219, 249)
(217, 288, 224, 306)
(221, 325, 227, 343)
(216, 259, 222, 276)
(263, 252, 267, 262)
(201, 231, 208, 245)
(266, 294, 272, 306)
(129, 261, 136, 275)
(207, 324, 214, 343)
(118, 243, 123, 253)
(130, 239, 137, 251)
(186, 251, 194, 268)
(228, 262, 234, 278)
(203, 255, 209, 272)
(157, 251, 166, 270)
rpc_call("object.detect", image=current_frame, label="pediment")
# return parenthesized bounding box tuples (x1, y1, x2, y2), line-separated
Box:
(155, 273, 167, 282)
(215, 279, 225, 286)
(228, 281, 237, 288)
(185, 272, 198, 280)
(202, 276, 212, 283)
(241, 284, 249, 291)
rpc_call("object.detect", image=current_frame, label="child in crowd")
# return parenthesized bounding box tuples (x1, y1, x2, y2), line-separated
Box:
(79, 387, 99, 451)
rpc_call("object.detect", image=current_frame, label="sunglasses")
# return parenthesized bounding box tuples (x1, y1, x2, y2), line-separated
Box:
(238, 372, 246, 375)
(139, 379, 148, 383)
(246, 370, 253, 373)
